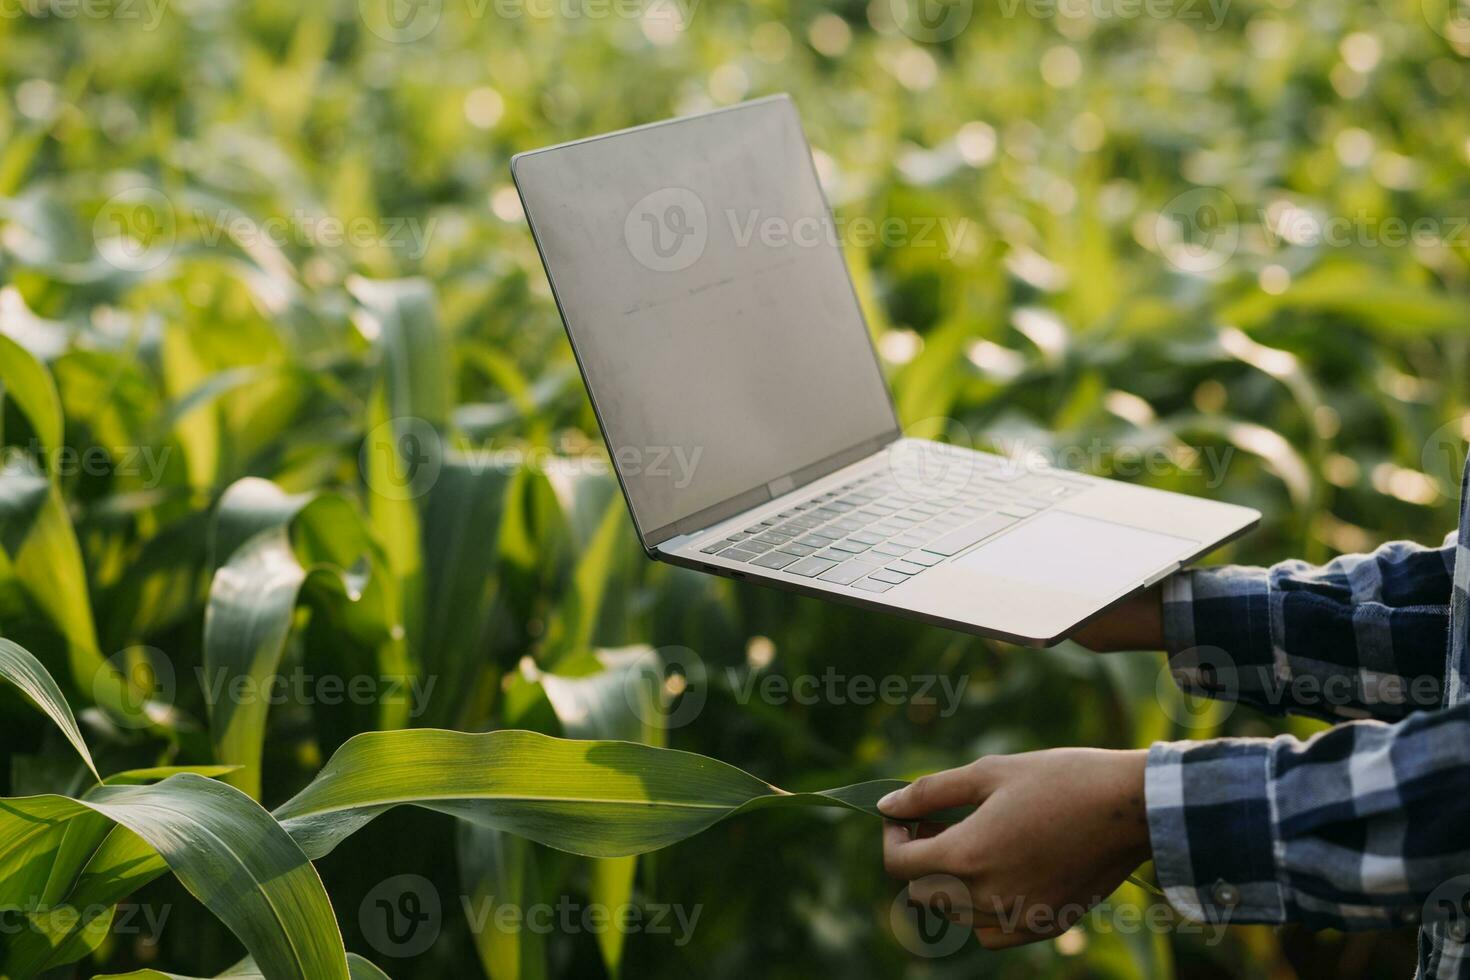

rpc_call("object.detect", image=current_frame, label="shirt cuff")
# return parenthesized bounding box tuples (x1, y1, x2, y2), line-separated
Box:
(1162, 567, 1282, 710)
(1145, 739, 1288, 924)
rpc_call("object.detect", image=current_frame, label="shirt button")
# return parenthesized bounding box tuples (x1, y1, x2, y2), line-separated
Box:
(1212, 881, 1241, 908)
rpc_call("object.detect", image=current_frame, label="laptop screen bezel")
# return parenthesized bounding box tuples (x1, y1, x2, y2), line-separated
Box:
(510, 95, 901, 550)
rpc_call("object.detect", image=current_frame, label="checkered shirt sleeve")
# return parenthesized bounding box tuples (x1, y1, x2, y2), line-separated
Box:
(1145, 535, 1470, 936)
(1159, 537, 1454, 723)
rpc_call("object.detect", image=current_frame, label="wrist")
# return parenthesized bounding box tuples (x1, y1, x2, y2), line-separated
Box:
(1109, 749, 1152, 866)
(1071, 585, 1164, 652)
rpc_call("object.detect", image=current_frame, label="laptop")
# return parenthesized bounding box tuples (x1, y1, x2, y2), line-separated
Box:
(511, 95, 1259, 645)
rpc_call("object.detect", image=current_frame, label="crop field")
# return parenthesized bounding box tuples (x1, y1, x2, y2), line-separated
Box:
(1, 0, 1468, 977)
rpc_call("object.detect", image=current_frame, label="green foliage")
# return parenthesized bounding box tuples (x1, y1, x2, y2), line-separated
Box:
(2, 0, 1467, 977)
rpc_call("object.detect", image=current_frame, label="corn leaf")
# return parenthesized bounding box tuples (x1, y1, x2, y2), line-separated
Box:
(0, 637, 100, 782)
(92, 950, 392, 979)
(203, 478, 378, 798)
(0, 777, 349, 980)
(274, 729, 900, 860)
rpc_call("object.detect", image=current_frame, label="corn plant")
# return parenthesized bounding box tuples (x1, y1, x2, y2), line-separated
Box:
(4, 0, 1469, 977)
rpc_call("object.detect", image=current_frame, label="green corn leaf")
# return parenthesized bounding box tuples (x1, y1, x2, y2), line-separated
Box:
(413, 453, 513, 728)
(0, 337, 132, 719)
(458, 821, 547, 980)
(0, 332, 63, 460)
(0, 637, 100, 782)
(91, 950, 392, 979)
(468, 649, 662, 980)
(274, 729, 901, 860)
(0, 776, 350, 980)
(204, 478, 381, 798)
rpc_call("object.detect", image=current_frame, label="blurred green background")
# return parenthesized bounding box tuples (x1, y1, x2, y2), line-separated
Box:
(3, 0, 1470, 976)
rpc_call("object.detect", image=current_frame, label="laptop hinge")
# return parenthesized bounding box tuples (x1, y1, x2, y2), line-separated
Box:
(643, 430, 898, 549)
(1142, 562, 1182, 590)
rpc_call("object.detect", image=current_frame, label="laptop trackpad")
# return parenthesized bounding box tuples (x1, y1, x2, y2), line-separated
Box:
(954, 511, 1197, 599)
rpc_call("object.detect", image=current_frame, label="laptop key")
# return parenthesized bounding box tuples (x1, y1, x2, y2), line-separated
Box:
(786, 556, 838, 577)
(700, 542, 727, 554)
(718, 547, 762, 562)
(870, 542, 909, 558)
(818, 560, 881, 585)
(868, 569, 910, 585)
(921, 513, 1020, 557)
(752, 532, 792, 546)
(830, 539, 870, 554)
(778, 542, 818, 557)
(852, 578, 893, 593)
(887, 560, 927, 575)
(848, 531, 884, 545)
(752, 551, 799, 569)
(901, 550, 942, 566)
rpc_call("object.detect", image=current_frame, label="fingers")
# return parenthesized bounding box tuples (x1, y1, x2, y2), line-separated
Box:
(906, 873, 975, 914)
(882, 820, 957, 880)
(877, 759, 995, 821)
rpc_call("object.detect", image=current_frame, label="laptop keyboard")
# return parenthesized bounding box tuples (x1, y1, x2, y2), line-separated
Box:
(697, 459, 1089, 594)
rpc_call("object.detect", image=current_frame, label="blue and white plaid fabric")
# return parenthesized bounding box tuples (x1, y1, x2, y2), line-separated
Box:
(1145, 456, 1470, 977)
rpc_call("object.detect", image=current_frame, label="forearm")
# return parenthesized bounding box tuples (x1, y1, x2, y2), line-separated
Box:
(1147, 701, 1470, 930)
(1069, 584, 1163, 652)
(1076, 537, 1454, 722)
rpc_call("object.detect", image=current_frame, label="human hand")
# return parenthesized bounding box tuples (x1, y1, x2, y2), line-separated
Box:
(879, 748, 1151, 950)
(1068, 584, 1164, 652)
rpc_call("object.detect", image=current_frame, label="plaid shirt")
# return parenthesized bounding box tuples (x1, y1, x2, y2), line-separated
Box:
(1146, 460, 1470, 977)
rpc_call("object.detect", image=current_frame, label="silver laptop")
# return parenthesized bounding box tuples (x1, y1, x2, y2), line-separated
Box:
(511, 95, 1258, 646)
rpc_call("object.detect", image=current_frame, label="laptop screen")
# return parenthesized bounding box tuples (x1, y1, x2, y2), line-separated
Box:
(513, 97, 898, 542)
